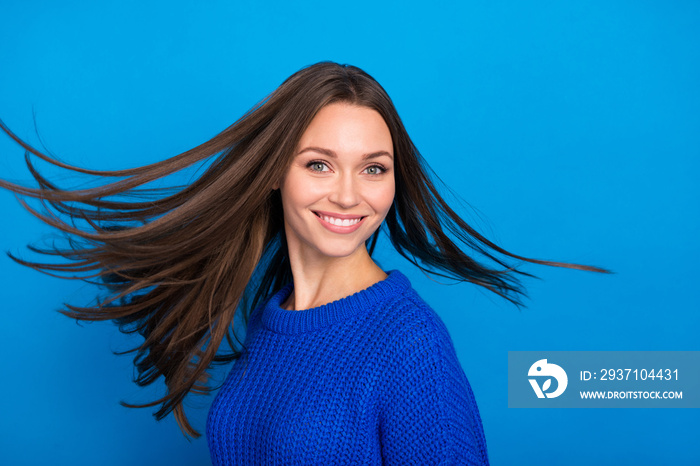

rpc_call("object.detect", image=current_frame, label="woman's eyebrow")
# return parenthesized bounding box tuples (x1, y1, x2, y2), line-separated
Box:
(297, 146, 393, 160)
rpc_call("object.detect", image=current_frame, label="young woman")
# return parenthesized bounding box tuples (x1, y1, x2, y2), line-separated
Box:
(0, 61, 607, 465)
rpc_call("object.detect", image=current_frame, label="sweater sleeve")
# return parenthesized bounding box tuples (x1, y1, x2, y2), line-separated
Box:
(378, 307, 489, 465)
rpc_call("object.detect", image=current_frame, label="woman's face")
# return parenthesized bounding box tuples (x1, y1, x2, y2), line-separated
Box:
(274, 102, 395, 262)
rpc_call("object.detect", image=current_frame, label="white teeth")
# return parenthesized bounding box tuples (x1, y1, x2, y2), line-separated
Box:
(321, 215, 361, 226)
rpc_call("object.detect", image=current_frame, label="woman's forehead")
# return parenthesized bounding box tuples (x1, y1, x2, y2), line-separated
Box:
(296, 103, 393, 157)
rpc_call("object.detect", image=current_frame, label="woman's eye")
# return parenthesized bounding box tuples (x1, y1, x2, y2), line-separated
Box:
(308, 161, 328, 172)
(365, 165, 385, 176)
(307, 161, 386, 175)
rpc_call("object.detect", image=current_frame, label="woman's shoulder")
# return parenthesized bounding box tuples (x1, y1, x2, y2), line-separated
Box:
(371, 276, 457, 355)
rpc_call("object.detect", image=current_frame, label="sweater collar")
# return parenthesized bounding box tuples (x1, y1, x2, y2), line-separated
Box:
(260, 269, 410, 334)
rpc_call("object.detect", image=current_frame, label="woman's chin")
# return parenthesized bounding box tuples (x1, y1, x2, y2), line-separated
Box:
(313, 241, 369, 260)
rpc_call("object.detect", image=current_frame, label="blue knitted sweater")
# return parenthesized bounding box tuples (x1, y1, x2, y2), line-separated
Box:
(206, 269, 489, 465)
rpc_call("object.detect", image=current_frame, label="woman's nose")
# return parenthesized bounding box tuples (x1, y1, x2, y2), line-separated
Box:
(328, 173, 360, 208)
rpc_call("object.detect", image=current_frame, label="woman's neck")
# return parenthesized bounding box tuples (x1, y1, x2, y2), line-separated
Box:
(281, 254, 387, 311)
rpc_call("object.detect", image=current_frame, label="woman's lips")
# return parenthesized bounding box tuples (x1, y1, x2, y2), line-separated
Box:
(312, 210, 365, 220)
(313, 211, 366, 234)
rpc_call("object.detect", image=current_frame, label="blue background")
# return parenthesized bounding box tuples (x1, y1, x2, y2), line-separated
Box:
(1, 1, 698, 465)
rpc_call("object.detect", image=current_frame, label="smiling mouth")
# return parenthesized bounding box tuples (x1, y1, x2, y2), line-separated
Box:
(313, 211, 367, 226)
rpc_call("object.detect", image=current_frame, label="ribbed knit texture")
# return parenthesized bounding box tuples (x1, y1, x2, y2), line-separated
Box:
(206, 269, 489, 465)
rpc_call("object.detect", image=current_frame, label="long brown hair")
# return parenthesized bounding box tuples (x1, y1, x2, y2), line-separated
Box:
(0, 61, 610, 438)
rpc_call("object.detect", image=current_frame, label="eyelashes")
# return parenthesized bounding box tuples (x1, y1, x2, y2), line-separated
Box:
(306, 160, 388, 176)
